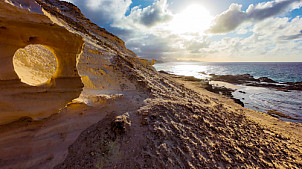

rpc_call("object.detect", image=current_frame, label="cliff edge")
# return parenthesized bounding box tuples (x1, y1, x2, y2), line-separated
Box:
(0, 0, 301, 169)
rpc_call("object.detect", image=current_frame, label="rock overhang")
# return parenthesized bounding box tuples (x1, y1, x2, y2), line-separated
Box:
(0, 0, 85, 124)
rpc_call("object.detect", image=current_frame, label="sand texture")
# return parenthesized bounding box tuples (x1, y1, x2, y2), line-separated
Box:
(54, 70, 302, 169)
(0, 0, 301, 169)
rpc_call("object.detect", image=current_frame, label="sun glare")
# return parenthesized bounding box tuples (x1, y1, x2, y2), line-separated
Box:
(169, 4, 213, 36)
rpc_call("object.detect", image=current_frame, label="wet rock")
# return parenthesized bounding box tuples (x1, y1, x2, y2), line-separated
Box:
(158, 70, 169, 74)
(210, 74, 259, 84)
(201, 82, 244, 107)
(210, 74, 302, 91)
(199, 71, 207, 75)
(258, 77, 277, 83)
(284, 82, 302, 91)
(267, 110, 297, 120)
(231, 98, 244, 107)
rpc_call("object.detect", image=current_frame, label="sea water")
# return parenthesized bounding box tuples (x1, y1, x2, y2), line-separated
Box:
(154, 62, 302, 82)
(153, 62, 302, 123)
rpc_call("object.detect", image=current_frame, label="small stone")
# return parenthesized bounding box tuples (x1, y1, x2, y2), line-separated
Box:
(141, 118, 148, 125)
(182, 119, 188, 123)
(90, 152, 95, 156)
(111, 114, 130, 134)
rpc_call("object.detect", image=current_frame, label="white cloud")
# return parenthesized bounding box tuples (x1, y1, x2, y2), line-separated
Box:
(64, 0, 132, 24)
(130, 0, 172, 27)
(205, 16, 302, 61)
(111, 0, 172, 30)
(63, 0, 302, 61)
(207, 0, 302, 34)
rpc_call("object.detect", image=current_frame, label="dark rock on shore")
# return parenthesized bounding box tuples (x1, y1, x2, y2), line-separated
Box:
(238, 91, 246, 94)
(160, 72, 245, 107)
(232, 98, 244, 107)
(203, 83, 244, 107)
(158, 70, 169, 74)
(258, 77, 277, 83)
(283, 82, 302, 91)
(198, 71, 207, 75)
(210, 74, 259, 84)
(210, 74, 302, 91)
(267, 110, 298, 120)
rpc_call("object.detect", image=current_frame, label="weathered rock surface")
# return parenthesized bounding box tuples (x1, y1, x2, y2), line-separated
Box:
(0, 0, 84, 124)
(283, 81, 302, 91)
(210, 73, 302, 91)
(0, 1, 302, 169)
(258, 77, 277, 83)
(0, 0, 151, 168)
(13, 44, 57, 85)
(210, 74, 261, 84)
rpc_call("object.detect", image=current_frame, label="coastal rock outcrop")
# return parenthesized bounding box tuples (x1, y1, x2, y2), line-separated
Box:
(0, 1, 302, 169)
(258, 77, 277, 83)
(210, 74, 260, 84)
(0, 0, 84, 124)
(210, 73, 302, 91)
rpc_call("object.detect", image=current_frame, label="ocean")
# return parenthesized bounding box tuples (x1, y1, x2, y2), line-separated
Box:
(153, 62, 302, 82)
(153, 62, 302, 123)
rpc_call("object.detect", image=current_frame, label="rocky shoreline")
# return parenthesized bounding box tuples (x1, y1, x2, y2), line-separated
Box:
(160, 71, 245, 107)
(2, 1, 302, 168)
(209, 74, 302, 122)
(161, 71, 302, 122)
(210, 73, 302, 92)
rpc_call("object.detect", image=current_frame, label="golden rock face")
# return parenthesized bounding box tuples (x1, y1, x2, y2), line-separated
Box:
(13, 44, 57, 86)
(0, 1, 84, 124)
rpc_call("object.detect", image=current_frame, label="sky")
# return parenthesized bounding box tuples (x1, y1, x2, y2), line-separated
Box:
(64, 0, 302, 62)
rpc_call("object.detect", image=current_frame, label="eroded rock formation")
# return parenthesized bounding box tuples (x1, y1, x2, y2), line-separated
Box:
(13, 44, 57, 86)
(0, 0, 84, 124)
(210, 74, 302, 91)
(0, 1, 302, 169)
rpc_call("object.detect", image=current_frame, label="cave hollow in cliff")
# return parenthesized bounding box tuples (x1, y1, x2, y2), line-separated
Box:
(0, 0, 85, 124)
(13, 44, 57, 86)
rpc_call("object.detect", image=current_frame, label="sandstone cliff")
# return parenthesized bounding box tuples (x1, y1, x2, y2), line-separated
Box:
(0, 0, 302, 169)
(0, 0, 84, 125)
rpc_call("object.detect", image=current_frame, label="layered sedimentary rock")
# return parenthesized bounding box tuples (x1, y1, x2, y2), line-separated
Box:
(0, 0, 84, 124)
(0, 1, 151, 167)
(0, 0, 302, 169)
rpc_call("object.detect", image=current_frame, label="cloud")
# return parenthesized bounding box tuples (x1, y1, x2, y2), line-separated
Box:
(207, 0, 302, 34)
(65, 0, 171, 29)
(112, 0, 172, 29)
(133, 0, 172, 27)
(63, 0, 132, 25)
(279, 30, 302, 40)
(63, 0, 302, 61)
(184, 38, 209, 54)
(206, 4, 247, 34)
(64, 0, 176, 60)
(125, 34, 178, 59)
(205, 16, 302, 61)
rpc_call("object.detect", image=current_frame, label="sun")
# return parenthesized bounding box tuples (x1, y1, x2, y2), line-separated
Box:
(168, 4, 213, 36)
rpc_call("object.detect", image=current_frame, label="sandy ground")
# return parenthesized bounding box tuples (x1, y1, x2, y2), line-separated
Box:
(54, 73, 302, 169)
(0, 91, 147, 169)
(1, 72, 302, 168)
(175, 76, 302, 144)
(1, 1, 302, 168)
(209, 80, 242, 90)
